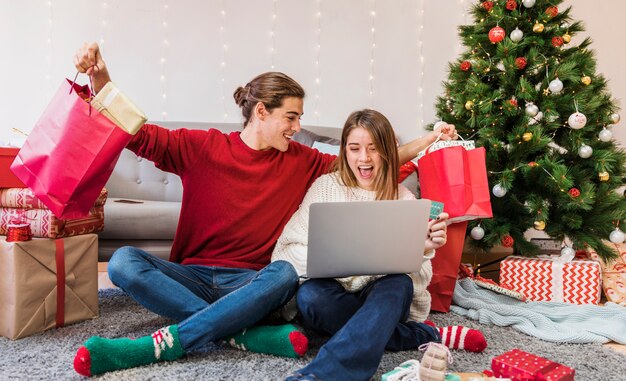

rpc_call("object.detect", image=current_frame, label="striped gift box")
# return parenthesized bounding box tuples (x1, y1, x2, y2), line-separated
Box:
(499, 256, 601, 305)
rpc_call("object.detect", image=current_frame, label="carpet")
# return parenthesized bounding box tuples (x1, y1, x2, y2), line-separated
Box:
(1, 289, 624, 380)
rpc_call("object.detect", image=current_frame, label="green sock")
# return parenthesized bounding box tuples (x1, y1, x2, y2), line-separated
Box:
(224, 324, 308, 358)
(73, 325, 184, 376)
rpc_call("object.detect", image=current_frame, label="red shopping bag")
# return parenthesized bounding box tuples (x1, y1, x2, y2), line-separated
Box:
(10, 79, 132, 219)
(428, 221, 467, 312)
(417, 145, 492, 222)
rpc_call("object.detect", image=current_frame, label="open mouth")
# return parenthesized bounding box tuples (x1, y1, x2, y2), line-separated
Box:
(358, 165, 374, 178)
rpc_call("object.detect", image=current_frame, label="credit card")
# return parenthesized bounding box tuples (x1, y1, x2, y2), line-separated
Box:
(429, 201, 444, 220)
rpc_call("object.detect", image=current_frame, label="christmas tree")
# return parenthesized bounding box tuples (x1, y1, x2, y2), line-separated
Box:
(433, 0, 626, 260)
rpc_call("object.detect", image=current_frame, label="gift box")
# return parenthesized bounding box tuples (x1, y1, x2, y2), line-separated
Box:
(492, 349, 575, 381)
(587, 242, 626, 305)
(499, 256, 601, 304)
(0, 147, 26, 188)
(0, 234, 99, 340)
(0, 188, 106, 238)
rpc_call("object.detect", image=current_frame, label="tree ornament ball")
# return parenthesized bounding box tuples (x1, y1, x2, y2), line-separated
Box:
(489, 26, 506, 43)
(563, 33, 571, 43)
(501, 235, 515, 248)
(551, 36, 564, 47)
(610, 228, 625, 244)
(506, 0, 517, 11)
(568, 112, 587, 129)
(610, 113, 620, 124)
(471, 226, 485, 240)
(525, 103, 539, 117)
(545, 6, 558, 17)
(482, 1, 494, 11)
(465, 100, 474, 110)
(522, 0, 536, 7)
(492, 183, 507, 197)
(578, 144, 593, 159)
(568, 188, 580, 198)
(581, 76, 591, 85)
(528, 111, 543, 125)
(548, 78, 563, 93)
(460, 61, 472, 71)
(515, 57, 527, 70)
(561, 246, 576, 258)
(534, 221, 546, 230)
(522, 132, 533, 141)
(599, 171, 610, 181)
(533, 22, 545, 33)
(510, 27, 524, 42)
(497, 61, 506, 71)
(599, 128, 613, 142)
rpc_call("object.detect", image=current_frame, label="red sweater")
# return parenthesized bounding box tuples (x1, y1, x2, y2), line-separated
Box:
(127, 124, 336, 270)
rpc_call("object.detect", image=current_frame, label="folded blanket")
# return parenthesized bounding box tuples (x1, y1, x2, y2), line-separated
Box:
(451, 278, 626, 344)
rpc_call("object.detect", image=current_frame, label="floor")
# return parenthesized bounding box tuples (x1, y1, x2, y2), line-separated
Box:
(97, 262, 626, 356)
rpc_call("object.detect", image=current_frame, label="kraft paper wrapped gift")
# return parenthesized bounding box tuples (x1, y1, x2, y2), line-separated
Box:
(587, 241, 626, 305)
(90, 81, 147, 135)
(0, 234, 98, 340)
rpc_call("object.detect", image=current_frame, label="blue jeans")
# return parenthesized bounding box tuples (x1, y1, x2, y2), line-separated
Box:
(289, 274, 440, 381)
(107, 246, 298, 352)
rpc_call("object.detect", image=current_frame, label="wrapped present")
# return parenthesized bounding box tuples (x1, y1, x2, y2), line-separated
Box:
(0, 205, 104, 238)
(492, 349, 575, 381)
(0, 187, 107, 209)
(0, 234, 99, 340)
(587, 242, 626, 305)
(499, 256, 601, 304)
(0, 147, 26, 188)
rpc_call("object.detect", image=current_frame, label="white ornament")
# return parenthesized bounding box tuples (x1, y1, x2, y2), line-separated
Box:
(510, 28, 524, 42)
(535, 82, 543, 91)
(525, 103, 539, 117)
(522, 0, 536, 7)
(528, 111, 543, 125)
(599, 128, 613, 142)
(578, 144, 593, 159)
(610, 228, 625, 244)
(496, 61, 506, 71)
(610, 113, 621, 124)
(549, 78, 563, 94)
(471, 226, 485, 240)
(492, 184, 507, 197)
(568, 112, 587, 129)
(560, 246, 576, 258)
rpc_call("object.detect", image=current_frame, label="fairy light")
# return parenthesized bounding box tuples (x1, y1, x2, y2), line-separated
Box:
(159, 1, 169, 120)
(270, 0, 277, 70)
(416, 0, 425, 127)
(219, 0, 228, 120)
(45, 0, 53, 91)
(457, 0, 466, 55)
(368, 1, 377, 106)
(314, 0, 322, 122)
(100, 1, 108, 46)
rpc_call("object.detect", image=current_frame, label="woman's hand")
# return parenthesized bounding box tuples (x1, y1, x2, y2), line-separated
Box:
(73, 42, 111, 93)
(425, 212, 448, 252)
(432, 121, 457, 141)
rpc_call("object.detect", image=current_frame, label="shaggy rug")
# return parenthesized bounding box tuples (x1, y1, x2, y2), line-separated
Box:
(1, 288, 624, 380)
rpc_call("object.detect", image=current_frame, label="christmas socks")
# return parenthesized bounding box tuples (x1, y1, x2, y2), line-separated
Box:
(224, 324, 308, 358)
(425, 321, 487, 353)
(73, 325, 184, 377)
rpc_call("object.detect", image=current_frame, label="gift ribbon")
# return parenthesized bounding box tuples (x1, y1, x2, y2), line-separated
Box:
(55, 238, 65, 328)
(550, 261, 565, 303)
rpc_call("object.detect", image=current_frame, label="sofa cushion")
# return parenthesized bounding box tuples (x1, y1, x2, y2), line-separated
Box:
(100, 198, 181, 240)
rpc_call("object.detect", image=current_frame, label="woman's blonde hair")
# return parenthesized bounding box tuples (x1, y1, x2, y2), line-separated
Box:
(334, 109, 399, 200)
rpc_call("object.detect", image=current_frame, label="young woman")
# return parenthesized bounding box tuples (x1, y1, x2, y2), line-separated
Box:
(272, 109, 486, 381)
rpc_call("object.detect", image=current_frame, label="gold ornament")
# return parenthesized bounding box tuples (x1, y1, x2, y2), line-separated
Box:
(465, 100, 474, 110)
(599, 171, 610, 181)
(534, 221, 546, 230)
(562, 33, 571, 43)
(522, 132, 533, 141)
(533, 22, 545, 33)
(581, 76, 591, 86)
(543, 88, 550, 96)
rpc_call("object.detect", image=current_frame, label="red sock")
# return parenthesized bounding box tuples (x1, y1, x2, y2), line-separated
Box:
(424, 321, 487, 353)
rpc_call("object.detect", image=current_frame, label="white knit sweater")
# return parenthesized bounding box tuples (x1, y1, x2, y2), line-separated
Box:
(271, 172, 434, 322)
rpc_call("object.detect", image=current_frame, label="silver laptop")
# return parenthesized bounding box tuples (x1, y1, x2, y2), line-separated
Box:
(306, 199, 431, 278)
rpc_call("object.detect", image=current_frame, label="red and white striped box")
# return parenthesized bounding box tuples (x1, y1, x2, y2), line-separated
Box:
(499, 256, 601, 305)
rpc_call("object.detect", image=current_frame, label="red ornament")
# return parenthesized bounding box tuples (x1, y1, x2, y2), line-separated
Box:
(551, 36, 564, 47)
(506, 0, 517, 11)
(568, 188, 581, 198)
(460, 60, 472, 71)
(501, 234, 515, 248)
(489, 26, 506, 44)
(528, 161, 538, 167)
(545, 6, 558, 17)
(509, 98, 518, 107)
(515, 57, 527, 70)
(482, 1, 494, 11)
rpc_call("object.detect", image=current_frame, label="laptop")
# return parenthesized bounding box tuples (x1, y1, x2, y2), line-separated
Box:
(306, 199, 432, 278)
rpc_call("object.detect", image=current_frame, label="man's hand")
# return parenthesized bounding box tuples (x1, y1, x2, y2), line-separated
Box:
(73, 42, 111, 93)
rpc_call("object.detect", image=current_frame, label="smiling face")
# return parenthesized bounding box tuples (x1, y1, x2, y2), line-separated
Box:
(255, 96, 303, 152)
(345, 127, 381, 191)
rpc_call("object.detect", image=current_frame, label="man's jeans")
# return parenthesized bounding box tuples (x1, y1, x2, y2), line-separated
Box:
(107, 246, 298, 352)
(290, 274, 440, 381)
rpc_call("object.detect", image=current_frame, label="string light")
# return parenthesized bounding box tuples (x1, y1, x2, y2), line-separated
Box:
(219, 0, 228, 121)
(270, 0, 277, 70)
(416, 0, 425, 127)
(314, 0, 322, 122)
(369, 1, 377, 106)
(100, 1, 108, 46)
(45, 0, 53, 92)
(159, 1, 169, 120)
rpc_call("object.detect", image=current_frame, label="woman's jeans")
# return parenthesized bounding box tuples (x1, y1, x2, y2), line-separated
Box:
(107, 246, 298, 352)
(292, 274, 440, 381)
